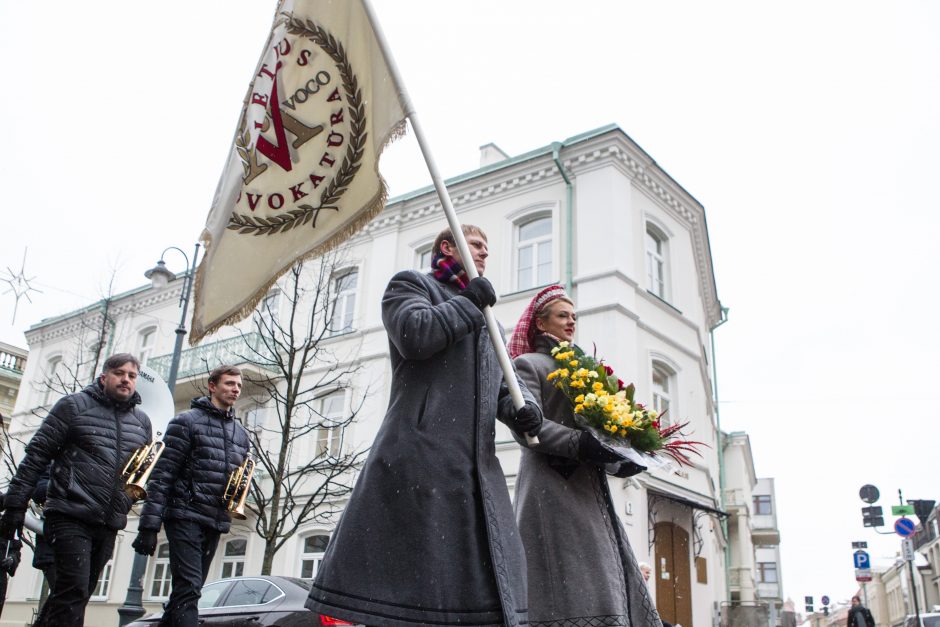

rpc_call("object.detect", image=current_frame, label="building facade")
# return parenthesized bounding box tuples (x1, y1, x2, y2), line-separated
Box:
(2, 124, 734, 626)
(0, 341, 27, 420)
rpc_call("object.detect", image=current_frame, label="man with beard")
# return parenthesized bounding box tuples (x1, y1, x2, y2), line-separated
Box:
(0, 354, 153, 627)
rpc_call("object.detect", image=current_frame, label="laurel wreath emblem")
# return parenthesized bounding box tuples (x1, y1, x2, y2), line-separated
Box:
(227, 14, 367, 236)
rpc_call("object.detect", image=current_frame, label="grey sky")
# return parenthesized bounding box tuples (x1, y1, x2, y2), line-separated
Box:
(2, 0, 938, 610)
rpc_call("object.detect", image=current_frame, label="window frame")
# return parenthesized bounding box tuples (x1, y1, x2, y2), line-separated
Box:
(90, 555, 115, 601)
(651, 359, 676, 429)
(327, 268, 359, 336)
(753, 495, 773, 516)
(42, 355, 64, 406)
(756, 561, 778, 583)
(299, 533, 331, 579)
(415, 242, 434, 274)
(147, 542, 173, 600)
(137, 326, 157, 367)
(315, 390, 347, 458)
(513, 212, 554, 292)
(219, 537, 247, 580)
(645, 222, 670, 300)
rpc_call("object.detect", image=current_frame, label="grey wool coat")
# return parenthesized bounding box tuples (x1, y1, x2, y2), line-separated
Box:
(307, 270, 538, 627)
(513, 335, 662, 627)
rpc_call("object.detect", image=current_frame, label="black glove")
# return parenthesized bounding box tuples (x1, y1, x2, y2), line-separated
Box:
(460, 277, 497, 310)
(513, 402, 543, 436)
(0, 538, 22, 576)
(132, 529, 159, 556)
(0, 508, 25, 540)
(612, 461, 646, 478)
(578, 431, 622, 465)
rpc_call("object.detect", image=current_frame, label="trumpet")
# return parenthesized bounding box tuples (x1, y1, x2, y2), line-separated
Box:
(223, 457, 255, 520)
(122, 441, 165, 501)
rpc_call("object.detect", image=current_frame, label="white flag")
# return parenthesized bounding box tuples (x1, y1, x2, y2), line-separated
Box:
(191, 0, 406, 344)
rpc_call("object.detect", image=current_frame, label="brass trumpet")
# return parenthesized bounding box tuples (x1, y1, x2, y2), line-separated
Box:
(223, 457, 255, 520)
(122, 441, 165, 501)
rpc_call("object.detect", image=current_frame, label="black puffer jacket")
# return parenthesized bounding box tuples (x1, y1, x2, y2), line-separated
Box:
(139, 397, 250, 533)
(4, 382, 152, 531)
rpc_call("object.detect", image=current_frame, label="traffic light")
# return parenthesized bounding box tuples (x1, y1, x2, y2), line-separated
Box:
(804, 596, 813, 614)
(910, 500, 936, 527)
(862, 505, 884, 527)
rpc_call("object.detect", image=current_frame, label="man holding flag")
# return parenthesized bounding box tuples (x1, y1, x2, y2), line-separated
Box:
(192, 1, 542, 624)
(306, 224, 542, 626)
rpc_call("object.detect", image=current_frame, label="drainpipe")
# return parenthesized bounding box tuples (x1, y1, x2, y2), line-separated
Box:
(710, 306, 731, 603)
(551, 142, 574, 292)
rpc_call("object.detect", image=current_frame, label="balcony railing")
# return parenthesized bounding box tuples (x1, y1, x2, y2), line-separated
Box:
(0, 345, 27, 375)
(148, 333, 277, 382)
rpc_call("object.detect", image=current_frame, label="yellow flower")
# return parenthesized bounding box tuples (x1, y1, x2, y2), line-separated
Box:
(571, 380, 586, 389)
(547, 371, 559, 381)
(575, 404, 584, 413)
(569, 360, 579, 367)
(592, 382, 605, 392)
(575, 394, 585, 403)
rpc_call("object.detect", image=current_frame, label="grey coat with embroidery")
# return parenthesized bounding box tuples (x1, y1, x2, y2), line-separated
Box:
(307, 270, 539, 627)
(513, 336, 661, 627)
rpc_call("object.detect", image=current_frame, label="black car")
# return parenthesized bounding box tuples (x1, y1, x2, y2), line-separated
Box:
(125, 575, 358, 627)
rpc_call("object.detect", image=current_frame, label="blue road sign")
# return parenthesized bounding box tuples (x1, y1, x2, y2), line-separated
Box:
(821, 595, 830, 606)
(895, 517, 916, 538)
(853, 551, 870, 569)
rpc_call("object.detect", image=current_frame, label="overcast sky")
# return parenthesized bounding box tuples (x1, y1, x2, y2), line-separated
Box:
(2, 0, 939, 613)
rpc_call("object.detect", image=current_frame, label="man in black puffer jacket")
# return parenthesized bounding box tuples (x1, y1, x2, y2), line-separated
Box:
(133, 365, 250, 627)
(0, 353, 152, 627)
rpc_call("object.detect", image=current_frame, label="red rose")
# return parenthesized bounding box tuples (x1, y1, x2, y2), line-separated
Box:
(604, 365, 614, 375)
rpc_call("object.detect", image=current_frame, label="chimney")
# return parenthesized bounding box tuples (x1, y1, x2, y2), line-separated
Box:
(479, 143, 509, 168)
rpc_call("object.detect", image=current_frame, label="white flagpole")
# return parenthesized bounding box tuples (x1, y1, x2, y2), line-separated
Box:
(362, 0, 538, 444)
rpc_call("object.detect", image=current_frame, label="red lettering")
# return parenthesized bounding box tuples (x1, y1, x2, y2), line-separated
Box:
(257, 62, 280, 80)
(251, 92, 269, 107)
(330, 110, 344, 125)
(255, 78, 293, 172)
(326, 87, 341, 102)
(309, 174, 325, 188)
(246, 193, 263, 211)
(289, 183, 308, 201)
(276, 39, 291, 58)
(327, 132, 343, 148)
(319, 153, 335, 167)
(268, 193, 285, 210)
(298, 49, 312, 66)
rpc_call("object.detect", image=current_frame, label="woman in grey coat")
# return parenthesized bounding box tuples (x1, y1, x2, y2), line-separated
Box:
(509, 285, 662, 627)
(307, 225, 543, 627)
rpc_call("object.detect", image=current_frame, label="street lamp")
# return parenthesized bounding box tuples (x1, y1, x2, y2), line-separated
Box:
(117, 243, 200, 626)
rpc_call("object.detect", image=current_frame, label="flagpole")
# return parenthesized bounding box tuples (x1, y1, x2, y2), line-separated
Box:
(362, 0, 538, 444)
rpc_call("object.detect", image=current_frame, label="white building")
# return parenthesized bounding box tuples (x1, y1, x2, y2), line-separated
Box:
(2, 123, 730, 627)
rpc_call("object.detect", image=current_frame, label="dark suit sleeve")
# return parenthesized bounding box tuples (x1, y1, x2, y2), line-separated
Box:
(139, 415, 192, 532)
(4, 396, 76, 509)
(381, 271, 484, 361)
(510, 355, 580, 457)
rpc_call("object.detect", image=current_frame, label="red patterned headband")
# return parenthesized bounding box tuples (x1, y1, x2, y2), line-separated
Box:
(508, 284, 569, 358)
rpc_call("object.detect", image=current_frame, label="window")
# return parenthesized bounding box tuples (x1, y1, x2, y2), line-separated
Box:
(300, 534, 330, 578)
(651, 361, 675, 428)
(43, 357, 63, 405)
(316, 392, 345, 458)
(754, 495, 773, 516)
(138, 327, 156, 366)
(220, 538, 247, 579)
(515, 215, 553, 290)
(757, 562, 778, 583)
(328, 270, 358, 335)
(416, 244, 434, 273)
(198, 581, 229, 609)
(91, 556, 114, 600)
(645, 224, 668, 298)
(221, 579, 282, 607)
(149, 543, 172, 599)
(255, 289, 280, 330)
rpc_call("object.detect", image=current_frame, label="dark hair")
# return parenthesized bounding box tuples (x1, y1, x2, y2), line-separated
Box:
(102, 353, 140, 373)
(432, 224, 487, 256)
(209, 365, 242, 385)
(852, 596, 861, 603)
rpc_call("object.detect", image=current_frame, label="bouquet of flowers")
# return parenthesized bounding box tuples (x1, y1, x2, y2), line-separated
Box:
(547, 341, 704, 467)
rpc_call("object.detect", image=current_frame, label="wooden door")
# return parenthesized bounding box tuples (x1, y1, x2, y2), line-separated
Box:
(654, 521, 693, 627)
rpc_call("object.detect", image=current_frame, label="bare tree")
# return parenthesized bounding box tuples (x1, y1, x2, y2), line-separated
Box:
(236, 255, 370, 575)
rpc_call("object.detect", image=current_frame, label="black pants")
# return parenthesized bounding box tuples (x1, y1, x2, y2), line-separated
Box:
(160, 519, 221, 627)
(38, 512, 116, 627)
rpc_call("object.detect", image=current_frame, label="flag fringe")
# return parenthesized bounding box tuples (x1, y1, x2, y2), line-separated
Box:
(189, 117, 408, 346)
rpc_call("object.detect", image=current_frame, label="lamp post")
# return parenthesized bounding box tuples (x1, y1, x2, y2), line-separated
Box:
(117, 243, 200, 626)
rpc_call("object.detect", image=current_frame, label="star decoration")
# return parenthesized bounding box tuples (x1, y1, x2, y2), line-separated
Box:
(1, 248, 42, 324)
